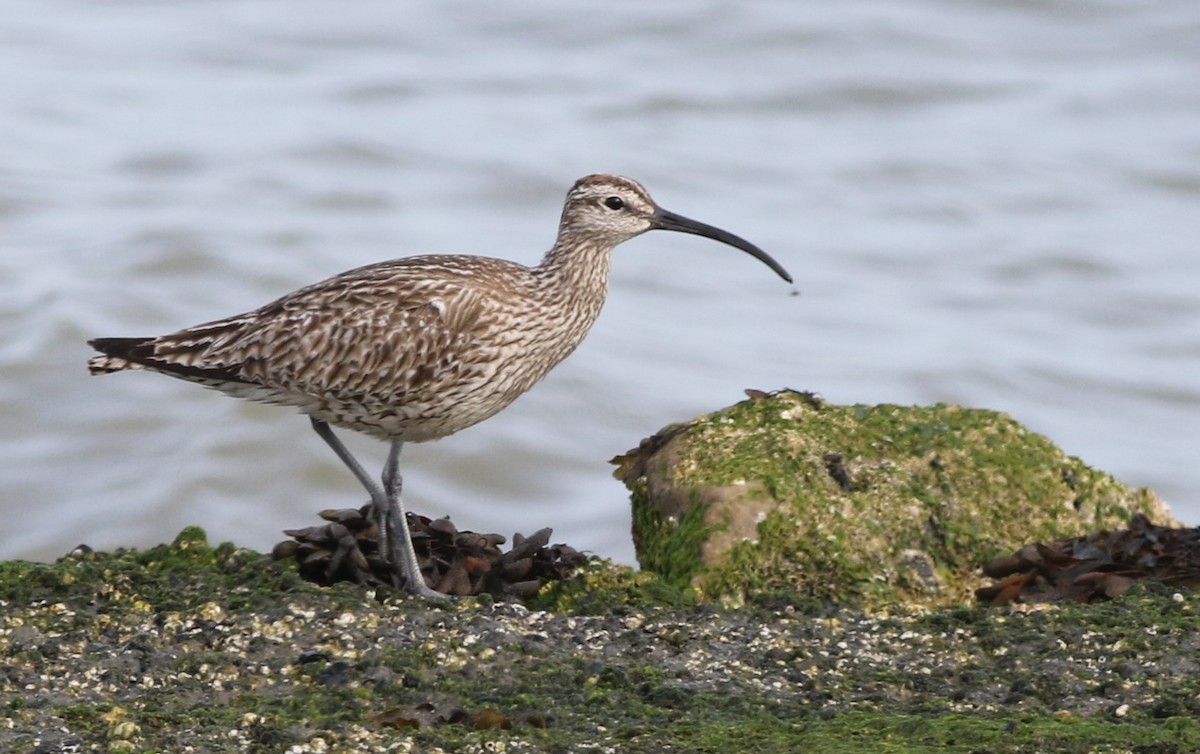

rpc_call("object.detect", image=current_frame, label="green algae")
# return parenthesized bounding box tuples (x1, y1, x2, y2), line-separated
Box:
(531, 558, 693, 614)
(0, 527, 306, 615)
(617, 392, 1173, 606)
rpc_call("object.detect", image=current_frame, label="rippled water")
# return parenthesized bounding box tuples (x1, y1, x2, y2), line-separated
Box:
(3, 0, 1198, 565)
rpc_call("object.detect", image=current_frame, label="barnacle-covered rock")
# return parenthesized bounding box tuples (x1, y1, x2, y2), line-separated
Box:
(614, 389, 1174, 606)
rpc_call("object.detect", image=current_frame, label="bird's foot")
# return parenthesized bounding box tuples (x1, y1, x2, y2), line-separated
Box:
(398, 568, 455, 604)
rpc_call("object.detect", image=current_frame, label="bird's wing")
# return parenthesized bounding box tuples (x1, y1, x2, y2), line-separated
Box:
(234, 282, 491, 399)
(91, 258, 511, 400)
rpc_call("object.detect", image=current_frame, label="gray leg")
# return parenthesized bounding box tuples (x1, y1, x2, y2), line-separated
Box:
(308, 418, 444, 600)
(382, 441, 406, 541)
(380, 440, 445, 601)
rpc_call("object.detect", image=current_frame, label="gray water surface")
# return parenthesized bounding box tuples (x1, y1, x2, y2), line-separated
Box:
(3, 0, 1198, 565)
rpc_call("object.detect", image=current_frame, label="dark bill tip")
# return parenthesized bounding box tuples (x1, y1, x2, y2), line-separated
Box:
(652, 209, 793, 284)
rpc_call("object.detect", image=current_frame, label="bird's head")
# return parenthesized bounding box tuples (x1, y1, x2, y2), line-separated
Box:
(558, 173, 792, 283)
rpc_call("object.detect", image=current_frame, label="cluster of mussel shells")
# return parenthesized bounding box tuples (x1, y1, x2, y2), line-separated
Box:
(272, 505, 587, 600)
(977, 514, 1200, 605)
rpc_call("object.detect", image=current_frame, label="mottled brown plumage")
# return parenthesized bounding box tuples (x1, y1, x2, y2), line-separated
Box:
(88, 174, 792, 599)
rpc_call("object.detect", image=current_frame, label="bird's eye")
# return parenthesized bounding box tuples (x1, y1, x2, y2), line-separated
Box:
(603, 196, 624, 210)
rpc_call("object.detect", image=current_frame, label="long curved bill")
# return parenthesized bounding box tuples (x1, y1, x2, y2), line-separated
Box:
(652, 208, 793, 284)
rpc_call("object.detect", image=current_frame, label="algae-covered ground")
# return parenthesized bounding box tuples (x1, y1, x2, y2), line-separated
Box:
(3, 529, 1199, 753)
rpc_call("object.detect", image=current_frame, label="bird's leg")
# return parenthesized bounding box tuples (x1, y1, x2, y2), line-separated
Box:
(308, 418, 443, 600)
(307, 419, 397, 583)
(381, 441, 445, 601)
(381, 442, 406, 540)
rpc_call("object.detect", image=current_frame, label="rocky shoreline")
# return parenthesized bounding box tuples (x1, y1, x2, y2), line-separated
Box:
(3, 530, 1199, 753)
(6, 395, 1194, 752)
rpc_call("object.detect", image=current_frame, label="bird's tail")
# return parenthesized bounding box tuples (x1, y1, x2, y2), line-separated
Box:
(87, 337, 154, 375)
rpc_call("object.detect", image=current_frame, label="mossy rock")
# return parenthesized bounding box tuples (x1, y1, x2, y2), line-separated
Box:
(612, 390, 1174, 607)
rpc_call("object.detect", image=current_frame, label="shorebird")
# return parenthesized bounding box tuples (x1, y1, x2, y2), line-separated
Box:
(87, 174, 792, 600)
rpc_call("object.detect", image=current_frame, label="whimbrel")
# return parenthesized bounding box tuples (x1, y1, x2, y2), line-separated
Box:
(87, 174, 792, 600)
